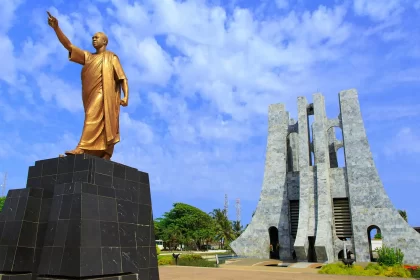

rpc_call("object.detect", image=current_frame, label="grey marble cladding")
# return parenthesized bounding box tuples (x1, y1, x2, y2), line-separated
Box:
(330, 168, 347, 198)
(339, 89, 420, 264)
(230, 104, 293, 260)
(287, 173, 299, 201)
(231, 89, 420, 264)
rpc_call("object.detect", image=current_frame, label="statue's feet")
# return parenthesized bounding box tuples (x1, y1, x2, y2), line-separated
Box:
(65, 147, 84, 155)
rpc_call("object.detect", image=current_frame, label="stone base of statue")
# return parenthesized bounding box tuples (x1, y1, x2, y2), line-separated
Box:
(0, 155, 159, 280)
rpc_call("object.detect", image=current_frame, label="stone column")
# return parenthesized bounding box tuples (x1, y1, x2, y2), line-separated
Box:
(293, 97, 312, 261)
(230, 104, 292, 260)
(287, 118, 299, 172)
(312, 93, 335, 262)
(328, 128, 338, 168)
(339, 89, 420, 264)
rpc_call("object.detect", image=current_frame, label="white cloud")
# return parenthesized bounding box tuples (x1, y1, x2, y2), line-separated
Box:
(275, 0, 289, 10)
(155, 3, 354, 122)
(381, 29, 407, 41)
(353, 0, 403, 22)
(132, 37, 173, 86)
(36, 73, 83, 113)
(0, 0, 23, 33)
(0, 35, 17, 84)
(384, 127, 420, 156)
(0, 98, 46, 124)
(0, 130, 78, 163)
(120, 112, 154, 144)
(28, 133, 79, 160)
(85, 4, 104, 35)
(364, 105, 420, 121)
(0, 0, 24, 85)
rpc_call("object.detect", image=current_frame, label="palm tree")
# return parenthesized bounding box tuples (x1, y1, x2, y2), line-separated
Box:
(162, 224, 184, 250)
(210, 209, 234, 248)
(232, 220, 243, 238)
(398, 209, 408, 222)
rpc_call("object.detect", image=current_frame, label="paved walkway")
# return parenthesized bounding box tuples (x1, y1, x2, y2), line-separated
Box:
(158, 266, 409, 280)
(223, 258, 324, 269)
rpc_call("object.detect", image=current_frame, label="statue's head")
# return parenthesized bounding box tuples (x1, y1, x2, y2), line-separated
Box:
(92, 32, 108, 50)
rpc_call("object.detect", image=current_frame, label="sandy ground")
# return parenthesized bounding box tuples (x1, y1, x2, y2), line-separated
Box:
(158, 266, 410, 280)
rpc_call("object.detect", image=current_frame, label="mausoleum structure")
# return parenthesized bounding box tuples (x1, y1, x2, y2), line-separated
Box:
(231, 89, 420, 264)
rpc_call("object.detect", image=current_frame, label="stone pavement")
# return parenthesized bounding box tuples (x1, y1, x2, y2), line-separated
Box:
(158, 266, 409, 280)
(223, 258, 324, 269)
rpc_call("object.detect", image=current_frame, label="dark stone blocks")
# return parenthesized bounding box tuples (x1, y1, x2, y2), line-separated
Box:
(102, 247, 122, 275)
(0, 273, 33, 280)
(36, 273, 138, 280)
(100, 221, 119, 247)
(99, 197, 117, 222)
(0, 188, 48, 274)
(0, 155, 159, 280)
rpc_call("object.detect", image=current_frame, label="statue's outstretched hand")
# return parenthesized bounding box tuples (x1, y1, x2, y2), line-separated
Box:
(47, 11, 58, 29)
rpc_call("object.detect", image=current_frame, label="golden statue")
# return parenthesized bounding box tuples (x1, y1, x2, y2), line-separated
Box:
(47, 11, 129, 160)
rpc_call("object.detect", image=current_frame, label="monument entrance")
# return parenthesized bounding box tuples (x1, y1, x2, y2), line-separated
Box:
(268, 227, 279, 259)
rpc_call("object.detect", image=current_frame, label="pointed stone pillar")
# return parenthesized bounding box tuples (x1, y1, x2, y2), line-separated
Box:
(293, 97, 313, 261)
(230, 104, 292, 260)
(339, 89, 420, 263)
(312, 93, 335, 262)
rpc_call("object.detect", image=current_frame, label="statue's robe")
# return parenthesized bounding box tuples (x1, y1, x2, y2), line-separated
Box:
(69, 46, 126, 157)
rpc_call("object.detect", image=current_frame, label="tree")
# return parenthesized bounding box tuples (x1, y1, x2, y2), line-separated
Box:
(398, 209, 408, 222)
(154, 218, 163, 240)
(210, 208, 234, 248)
(0, 197, 5, 212)
(232, 220, 243, 238)
(158, 203, 215, 250)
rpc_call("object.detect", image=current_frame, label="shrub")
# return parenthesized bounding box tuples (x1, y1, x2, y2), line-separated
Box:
(319, 263, 368, 276)
(156, 246, 161, 255)
(383, 265, 411, 278)
(375, 246, 404, 266)
(179, 254, 203, 261)
(157, 255, 173, 266)
(319, 262, 411, 278)
(178, 258, 216, 267)
(405, 266, 420, 278)
(410, 268, 420, 278)
(157, 253, 219, 268)
(365, 263, 385, 275)
(374, 233, 382, 239)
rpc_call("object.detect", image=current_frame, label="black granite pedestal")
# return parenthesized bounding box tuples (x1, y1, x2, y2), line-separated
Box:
(0, 155, 159, 280)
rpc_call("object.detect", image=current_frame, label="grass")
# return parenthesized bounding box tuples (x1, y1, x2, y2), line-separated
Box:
(157, 253, 218, 267)
(319, 262, 417, 278)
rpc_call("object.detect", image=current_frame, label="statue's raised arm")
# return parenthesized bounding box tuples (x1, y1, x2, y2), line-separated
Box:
(47, 11, 72, 51)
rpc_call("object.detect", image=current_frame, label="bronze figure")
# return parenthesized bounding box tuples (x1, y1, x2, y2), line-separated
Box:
(47, 11, 129, 160)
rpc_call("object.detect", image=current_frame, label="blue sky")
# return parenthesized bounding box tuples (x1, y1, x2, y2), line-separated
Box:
(0, 0, 420, 228)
